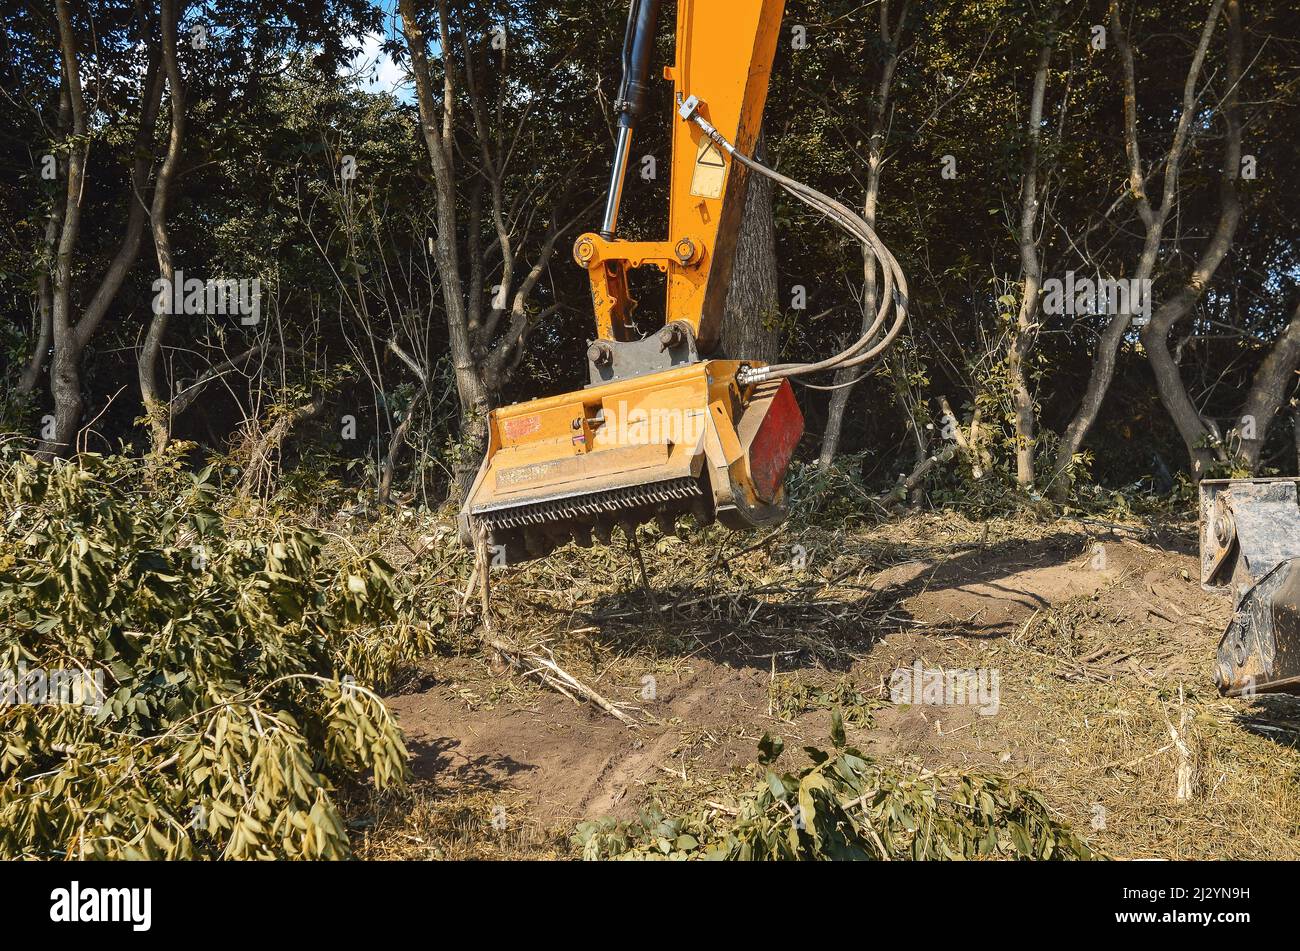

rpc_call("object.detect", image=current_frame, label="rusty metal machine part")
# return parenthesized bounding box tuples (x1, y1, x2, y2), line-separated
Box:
(1215, 560, 1300, 697)
(1200, 478, 1300, 695)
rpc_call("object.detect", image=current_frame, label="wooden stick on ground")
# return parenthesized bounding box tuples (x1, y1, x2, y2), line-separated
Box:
(874, 444, 957, 511)
(484, 635, 637, 726)
(473, 526, 637, 727)
(626, 526, 669, 630)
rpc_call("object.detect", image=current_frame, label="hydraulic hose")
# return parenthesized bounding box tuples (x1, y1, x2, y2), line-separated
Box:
(680, 101, 909, 386)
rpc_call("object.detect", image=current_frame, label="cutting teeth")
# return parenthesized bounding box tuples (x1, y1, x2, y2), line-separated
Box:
(478, 477, 704, 530)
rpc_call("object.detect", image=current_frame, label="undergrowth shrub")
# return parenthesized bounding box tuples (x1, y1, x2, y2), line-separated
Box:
(785, 453, 879, 525)
(0, 451, 429, 859)
(788, 447, 1191, 528)
(575, 717, 1096, 861)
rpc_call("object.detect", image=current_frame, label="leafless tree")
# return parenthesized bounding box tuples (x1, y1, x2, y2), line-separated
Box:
(1050, 0, 1225, 497)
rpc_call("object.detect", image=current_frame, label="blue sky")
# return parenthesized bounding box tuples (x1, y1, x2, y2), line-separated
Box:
(344, 0, 414, 99)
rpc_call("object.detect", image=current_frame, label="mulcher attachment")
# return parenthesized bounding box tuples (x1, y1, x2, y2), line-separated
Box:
(458, 360, 803, 564)
(479, 476, 706, 533)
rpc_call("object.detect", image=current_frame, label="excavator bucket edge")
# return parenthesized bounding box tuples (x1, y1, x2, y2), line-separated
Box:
(1201, 477, 1300, 695)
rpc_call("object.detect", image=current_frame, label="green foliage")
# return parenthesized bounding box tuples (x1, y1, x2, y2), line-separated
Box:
(575, 725, 1096, 861)
(0, 451, 424, 859)
(769, 674, 877, 727)
(4, 0, 1299, 503)
(786, 453, 878, 525)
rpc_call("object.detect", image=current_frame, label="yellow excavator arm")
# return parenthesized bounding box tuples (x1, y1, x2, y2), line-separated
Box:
(576, 0, 785, 354)
(459, 0, 803, 564)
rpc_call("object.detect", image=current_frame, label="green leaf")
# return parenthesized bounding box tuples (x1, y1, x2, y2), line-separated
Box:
(757, 732, 784, 765)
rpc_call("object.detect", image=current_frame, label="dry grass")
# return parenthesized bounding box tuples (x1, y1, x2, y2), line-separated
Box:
(993, 601, 1300, 860)
(339, 502, 1300, 860)
(352, 785, 567, 861)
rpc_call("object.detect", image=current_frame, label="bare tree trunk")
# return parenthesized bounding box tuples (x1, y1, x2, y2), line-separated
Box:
(18, 83, 72, 398)
(140, 0, 187, 455)
(940, 395, 988, 478)
(400, 1, 596, 502)
(819, 0, 909, 467)
(379, 409, 418, 505)
(43, 0, 90, 457)
(1141, 0, 1242, 479)
(819, 249, 879, 467)
(74, 52, 163, 354)
(721, 132, 781, 364)
(1049, 0, 1225, 498)
(18, 184, 64, 396)
(38, 3, 163, 455)
(400, 0, 490, 500)
(1008, 21, 1057, 487)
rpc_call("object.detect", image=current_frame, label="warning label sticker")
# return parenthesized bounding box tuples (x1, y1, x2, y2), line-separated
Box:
(689, 137, 727, 200)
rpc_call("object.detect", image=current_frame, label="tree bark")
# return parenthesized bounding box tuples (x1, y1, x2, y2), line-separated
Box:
(400, 0, 491, 499)
(38, 3, 163, 455)
(721, 132, 781, 365)
(1008, 22, 1057, 487)
(75, 53, 163, 353)
(1140, 0, 1242, 479)
(43, 0, 90, 457)
(819, 0, 909, 467)
(18, 175, 65, 397)
(1240, 300, 1300, 470)
(140, 0, 187, 455)
(399, 0, 593, 502)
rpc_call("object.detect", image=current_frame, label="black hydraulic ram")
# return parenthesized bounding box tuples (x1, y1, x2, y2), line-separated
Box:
(599, 0, 662, 240)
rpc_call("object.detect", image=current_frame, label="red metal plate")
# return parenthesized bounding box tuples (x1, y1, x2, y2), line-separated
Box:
(748, 379, 803, 501)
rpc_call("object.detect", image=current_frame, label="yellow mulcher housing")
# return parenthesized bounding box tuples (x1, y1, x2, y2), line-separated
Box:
(460, 0, 802, 563)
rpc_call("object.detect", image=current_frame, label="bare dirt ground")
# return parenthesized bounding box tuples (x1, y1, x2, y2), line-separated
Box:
(359, 511, 1300, 860)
